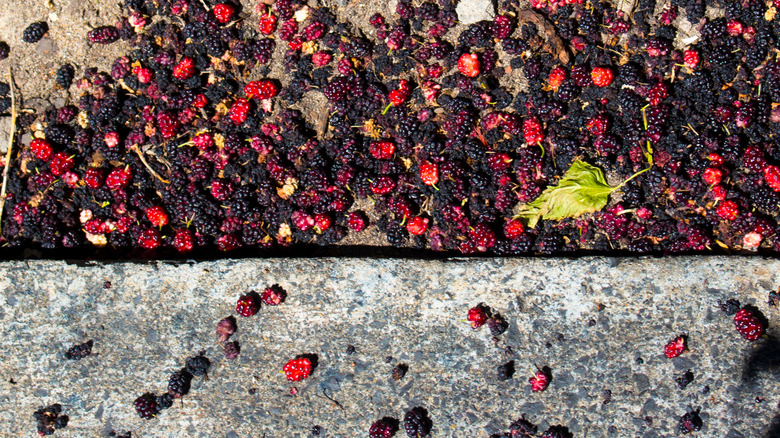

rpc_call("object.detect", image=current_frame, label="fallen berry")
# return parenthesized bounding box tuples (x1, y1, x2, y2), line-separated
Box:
(303, 22, 327, 41)
(369, 140, 395, 160)
(33, 404, 68, 436)
(229, 98, 250, 125)
(55, 64, 75, 89)
(133, 66, 154, 83)
(64, 340, 94, 360)
(259, 12, 278, 34)
(388, 89, 408, 108)
(391, 363, 408, 381)
(678, 409, 703, 434)
(590, 67, 613, 87)
(548, 66, 567, 89)
(168, 369, 192, 398)
(487, 314, 508, 336)
(314, 213, 332, 232)
(87, 26, 119, 44)
(763, 165, 780, 192)
(223, 341, 240, 359)
(312, 51, 332, 66)
(236, 292, 261, 317)
(664, 335, 687, 358)
(734, 307, 765, 340)
(261, 284, 286, 305)
(683, 50, 700, 68)
(523, 116, 544, 144)
(403, 407, 432, 437)
(30, 138, 53, 161)
(185, 353, 211, 376)
(406, 216, 429, 235)
(146, 206, 169, 227)
(216, 316, 237, 343)
(504, 219, 525, 240)
(469, 223, 497, 251)
(213, 3, 236, 23)
(133, 393, 159, 419)
(702, 167, 722, 185)
(50, 152, 74, 176)
(106, 166, 132, 189)
(509, 416, 537, 437)
(245, 80, 279, 100)
(529, 367, 551, 392)
(586, 114, 608, 136)
(541, 425, 573, 438)
(369, 417, 398, 438)
(172, 57, 195, 80)
(173, 229, 194, 252)
(283, 356, 313, 381)
(22, 22, 48, 44)
(497, 360, 515, 381)
(467, 303, 490, 329)
(419, 161, 439, 186)
(137, 228, 161, 249)
(347, 211, 369, 231)
(716, 200, 739, 221)
(458, 53, 480, 78)
(675, 369, 694, 389)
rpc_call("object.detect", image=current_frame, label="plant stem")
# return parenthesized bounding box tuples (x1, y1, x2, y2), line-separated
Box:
(613, 166, 651, 192)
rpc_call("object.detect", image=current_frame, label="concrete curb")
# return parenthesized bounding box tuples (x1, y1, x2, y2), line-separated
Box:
(1, 257, 779, 437)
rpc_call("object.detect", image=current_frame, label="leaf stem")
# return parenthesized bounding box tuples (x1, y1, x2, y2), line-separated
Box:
(644, 140, 654, 165)
(613, 166, 651, 192)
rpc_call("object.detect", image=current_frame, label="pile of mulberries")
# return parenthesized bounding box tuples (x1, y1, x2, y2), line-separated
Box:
(3, 0, 780, 256)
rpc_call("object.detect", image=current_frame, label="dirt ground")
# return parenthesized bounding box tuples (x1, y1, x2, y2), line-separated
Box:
(0, 0, 413, 247)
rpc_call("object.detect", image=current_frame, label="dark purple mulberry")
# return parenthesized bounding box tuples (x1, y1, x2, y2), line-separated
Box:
(403, 407, 431, 437)
(185, 353, 211, 376)
(22, 22, 48, 43)
(168, 369, 193, 398)
(133, 393, 159, 419)
(55, 64, 75, 89)
(156, 393, 174, 410)
(323, 77, 352, 102)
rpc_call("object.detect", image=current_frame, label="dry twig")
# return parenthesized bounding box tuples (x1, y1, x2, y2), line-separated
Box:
(130, 145, 171, 184)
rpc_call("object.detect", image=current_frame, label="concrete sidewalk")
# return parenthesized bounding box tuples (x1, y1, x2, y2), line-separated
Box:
(0, 257, 778, 437)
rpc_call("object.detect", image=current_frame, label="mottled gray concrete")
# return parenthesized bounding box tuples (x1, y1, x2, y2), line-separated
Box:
(1, 257, 780, 437)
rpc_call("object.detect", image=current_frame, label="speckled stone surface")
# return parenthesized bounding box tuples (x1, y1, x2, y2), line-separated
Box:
(1, 257, 779, 437)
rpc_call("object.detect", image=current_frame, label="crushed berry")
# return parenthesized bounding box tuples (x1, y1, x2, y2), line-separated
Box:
(33, 404, 68, 436)
(64, 340, 94, 360)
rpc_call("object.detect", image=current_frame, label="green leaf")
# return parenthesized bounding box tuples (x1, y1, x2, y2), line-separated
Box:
(514, 160, 616, 228)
